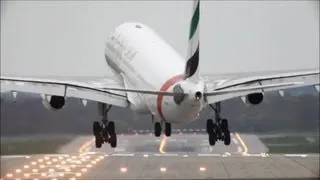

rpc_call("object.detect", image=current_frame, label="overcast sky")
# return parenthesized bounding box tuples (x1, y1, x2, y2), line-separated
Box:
(1, 1, 319, 77)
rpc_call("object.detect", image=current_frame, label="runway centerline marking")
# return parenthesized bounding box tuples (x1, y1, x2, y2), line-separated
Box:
(235, 132, 248, 154)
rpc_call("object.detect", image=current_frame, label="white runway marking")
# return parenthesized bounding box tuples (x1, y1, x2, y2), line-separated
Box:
(242, 153, 264, 157)
(1, 154, 69, 159)
(1, 155, 28, 158)
(111, 153, 134, 157)
(238, 147, 242, 153)
(154, 153, 179, 156)
(284, 154, 308, 157)
(232, 138, 239, 144)
(197, 154, 221, 157)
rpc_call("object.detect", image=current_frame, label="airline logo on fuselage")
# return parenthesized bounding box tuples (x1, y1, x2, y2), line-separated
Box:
(106, 32, 137, 61)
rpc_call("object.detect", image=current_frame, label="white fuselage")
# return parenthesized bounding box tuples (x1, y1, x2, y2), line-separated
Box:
(104, 22, 206, 124)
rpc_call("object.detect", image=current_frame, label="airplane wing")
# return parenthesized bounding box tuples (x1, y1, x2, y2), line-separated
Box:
(203, 69, 320, 104)
(0, 75, 130, 107)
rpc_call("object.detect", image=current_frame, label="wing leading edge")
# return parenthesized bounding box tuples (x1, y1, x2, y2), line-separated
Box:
(0, 76, 129, 107)
(0, 75, 188, 107)
(203, 69, 320, 104)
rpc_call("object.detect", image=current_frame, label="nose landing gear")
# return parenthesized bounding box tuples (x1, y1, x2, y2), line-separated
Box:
(206, 102, 231, 146)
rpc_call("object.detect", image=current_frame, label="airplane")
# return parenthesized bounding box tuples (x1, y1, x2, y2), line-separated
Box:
(1, 0, 319, 148)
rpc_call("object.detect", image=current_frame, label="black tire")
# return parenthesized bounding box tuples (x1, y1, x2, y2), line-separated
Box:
(95, 135, 103, 148)
(209, 134, 216, 146)
(93, 121, 101, 136)
(224, 130, 231, 146)
(206, 119, 214, 135)
(154, 122, 161, 137)
(165, 123, 171, 137)
(110, 134, 117, 148)
(108, 121, 115, 135)
(221, 119, 228, 132)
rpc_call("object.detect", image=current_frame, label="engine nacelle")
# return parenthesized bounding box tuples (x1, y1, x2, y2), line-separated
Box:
(42, 95, 65, 110)
(242, 93, 264, 105)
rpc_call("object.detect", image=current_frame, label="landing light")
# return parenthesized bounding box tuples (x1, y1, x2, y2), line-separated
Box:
(120, 167, 127, 173)
(199, 167, 206, 171)
(160, 167, 166, 172)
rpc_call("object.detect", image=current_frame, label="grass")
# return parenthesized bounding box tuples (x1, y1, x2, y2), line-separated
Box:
(266, 144, 319, 154)
(260, 134, 319, 154)
(1, 136, 73, 155)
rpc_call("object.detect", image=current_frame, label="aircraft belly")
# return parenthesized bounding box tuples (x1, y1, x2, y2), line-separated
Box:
(160, 97, 200, 123)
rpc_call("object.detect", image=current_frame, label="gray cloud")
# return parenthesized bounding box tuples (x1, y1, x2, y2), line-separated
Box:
(1, 1, 318, 77)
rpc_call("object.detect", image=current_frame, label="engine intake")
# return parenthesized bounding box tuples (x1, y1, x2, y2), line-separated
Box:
(246, 93, 264, 105)
(42, 95, 65, 110)
(195, 91, 202, 100)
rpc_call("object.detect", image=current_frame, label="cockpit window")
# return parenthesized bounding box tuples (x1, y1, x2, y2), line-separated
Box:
(135, 24, 142, 29)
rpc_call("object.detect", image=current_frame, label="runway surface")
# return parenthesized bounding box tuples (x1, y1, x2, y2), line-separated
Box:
(1, 133, 319, 179)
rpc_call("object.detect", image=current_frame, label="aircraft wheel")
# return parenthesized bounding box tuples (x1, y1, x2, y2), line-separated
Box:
(223, 130, 231, 146)
(221, 119, 228, 132)
(165, 122, 171, 137)
(206, 119, 214, 135)
(95, 135, 103, 148)
(93, 121, 101, 136)
(154, 122, 161, 137)
(110, 134, 117, 148)
(108, 121, 115, 135)
(209, 134, 216, 146)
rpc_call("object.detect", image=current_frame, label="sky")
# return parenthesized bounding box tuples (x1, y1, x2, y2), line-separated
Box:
(1, 1, 319, 77)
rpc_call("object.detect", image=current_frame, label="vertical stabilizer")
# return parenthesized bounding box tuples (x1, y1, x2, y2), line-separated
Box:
(184, 0, 200, 81)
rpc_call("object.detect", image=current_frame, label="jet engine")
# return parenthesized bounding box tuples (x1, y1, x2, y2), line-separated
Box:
(242, 93, 264, 105)
(42, 95, 65, 110)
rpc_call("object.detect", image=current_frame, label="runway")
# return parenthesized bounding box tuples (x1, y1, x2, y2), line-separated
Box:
(1, 133, 319, 179)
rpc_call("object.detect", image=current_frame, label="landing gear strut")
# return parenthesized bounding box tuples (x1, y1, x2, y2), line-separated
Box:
(93, 104, 117, 148)
(206, 102, 231, 146)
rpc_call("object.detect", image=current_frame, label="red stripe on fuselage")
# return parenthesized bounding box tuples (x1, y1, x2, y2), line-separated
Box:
(156, 74, 183, 121)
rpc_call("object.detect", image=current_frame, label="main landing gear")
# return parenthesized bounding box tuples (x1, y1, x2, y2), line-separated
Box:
(153, 116, 171, 137)
(93, 104, 117, 148)
(206, 102, 231, 146)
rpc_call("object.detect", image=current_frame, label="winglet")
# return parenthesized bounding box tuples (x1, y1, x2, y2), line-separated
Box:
(184, 0, 200, 81)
